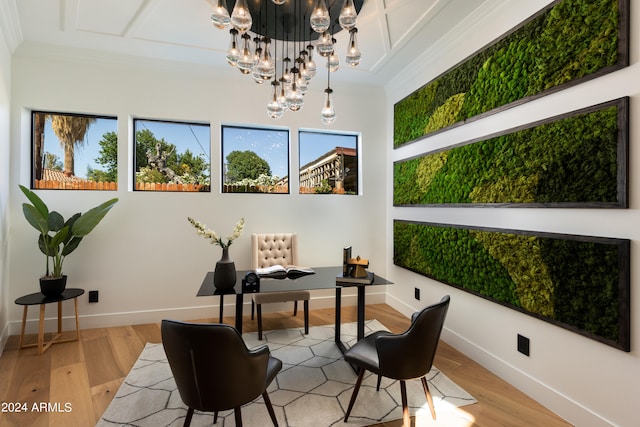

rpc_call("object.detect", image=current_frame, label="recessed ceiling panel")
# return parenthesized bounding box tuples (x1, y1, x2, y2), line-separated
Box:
(76, 0, 145, 35)
(131, 0, 221, 49)
(385, 0, 440, 48)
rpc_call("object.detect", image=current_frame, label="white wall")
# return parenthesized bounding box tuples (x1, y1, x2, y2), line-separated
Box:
(0, 12, 12, 356)
(7, 52, 387, 333)
(385, 1, 639, 426)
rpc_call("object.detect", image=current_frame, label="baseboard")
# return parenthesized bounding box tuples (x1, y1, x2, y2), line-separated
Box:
(0, 321, 8, 358)
(8, 291, 387, 335)
(441, 321, 613, 427)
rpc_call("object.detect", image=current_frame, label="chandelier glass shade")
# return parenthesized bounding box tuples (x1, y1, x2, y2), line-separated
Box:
(211, 0, 364, 124)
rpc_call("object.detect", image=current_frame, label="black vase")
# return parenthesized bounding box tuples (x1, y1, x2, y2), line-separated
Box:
(40, 275, 67, 298)
(214, 247, 236, 291)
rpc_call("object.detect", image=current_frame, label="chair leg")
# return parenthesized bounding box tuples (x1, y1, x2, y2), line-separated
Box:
(183, 407, 194, 427)
(251, 300, 255, 320)
(421, 376, 437, 420)
(344, 368, 366, 421)
(257, 304, 263, 340)
(400, 380, 410, 427)
(303, 300, 309, 334)
(293, 300, 298, 316)
(234, 407, 243, 427)
(263, 391, 279, 427)
(376, 374, 382, 391)
(214, 411, 218, 424)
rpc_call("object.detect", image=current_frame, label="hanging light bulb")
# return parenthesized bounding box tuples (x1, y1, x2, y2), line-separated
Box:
(231, 0, 252, 33)
(345, 28, 362, 67)
(237, 33, 254, 73)
(226, 28, 240, 66)
(286, 69, 304, 111)
(272, 0, 286, 4)
(316, 32, 334, 57)
(321, 88, 336, 125)
(252, 36, 262, 66)
(282, 57, 292, 83)
(211, 0, 231, 29)
(339, 0, 358, 30)
(267, 81, 285, 119)
(305, 44, 317, 78)
(327, 50, 340, 72)
(256, 37, 276, 80)
(310, 0, 331, 33)
(277, 77, 289, 108)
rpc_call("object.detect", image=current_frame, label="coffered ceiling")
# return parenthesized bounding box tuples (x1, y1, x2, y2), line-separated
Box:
(3, 0, 494, 86)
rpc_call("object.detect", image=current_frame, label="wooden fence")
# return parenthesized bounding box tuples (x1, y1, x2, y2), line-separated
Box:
(135, 182, 207, 192)
(35, 180, 118, 190)
(34, 180, 207, 192)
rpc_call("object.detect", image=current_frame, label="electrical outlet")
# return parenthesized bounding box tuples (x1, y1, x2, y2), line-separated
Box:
(517, 334, 530, 356)
(89, 290, 99, 303)
(414, 287, 420, 300)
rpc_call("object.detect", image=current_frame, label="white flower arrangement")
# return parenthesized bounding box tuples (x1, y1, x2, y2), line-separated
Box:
(187, 217, 245, 249)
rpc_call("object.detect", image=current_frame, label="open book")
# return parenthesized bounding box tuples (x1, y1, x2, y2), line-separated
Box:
(255, 265, 315, 279)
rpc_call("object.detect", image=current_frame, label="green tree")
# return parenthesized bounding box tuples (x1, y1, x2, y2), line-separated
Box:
(43, 152, 63, 171)
(135, 129, 210, 185)
(89, 131, 118, 182)
(225, 150, 271, 183)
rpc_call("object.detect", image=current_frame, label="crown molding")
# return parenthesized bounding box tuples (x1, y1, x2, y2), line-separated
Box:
(0, 0, 22, 53)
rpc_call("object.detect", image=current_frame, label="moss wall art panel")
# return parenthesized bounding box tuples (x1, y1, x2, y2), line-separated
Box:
(393, 0, 629, 148)
(393, 220, 630, 351)
(393, 98, 628, 208)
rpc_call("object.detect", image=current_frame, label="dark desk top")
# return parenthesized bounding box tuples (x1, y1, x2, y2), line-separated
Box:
(15, 288, 85, 305)
(197, 266, 391, 297)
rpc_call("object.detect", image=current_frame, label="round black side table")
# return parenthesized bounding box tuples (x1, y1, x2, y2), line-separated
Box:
(15, 288, 85, 354)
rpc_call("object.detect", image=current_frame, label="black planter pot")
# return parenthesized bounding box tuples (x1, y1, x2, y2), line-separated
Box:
(39, 275, 67, 298)
(214, 248, 236, 291)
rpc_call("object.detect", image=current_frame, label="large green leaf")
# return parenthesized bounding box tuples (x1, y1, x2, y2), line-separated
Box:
(19, 185, 48, 219)
(72, 198, 118, 236)
(22, 203, 48, 235)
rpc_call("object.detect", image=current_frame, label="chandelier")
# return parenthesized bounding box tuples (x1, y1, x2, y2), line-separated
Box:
(211, 0, 364, 125)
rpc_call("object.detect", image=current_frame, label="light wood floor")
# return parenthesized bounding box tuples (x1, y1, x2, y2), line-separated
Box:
(0, 304, 571, 427)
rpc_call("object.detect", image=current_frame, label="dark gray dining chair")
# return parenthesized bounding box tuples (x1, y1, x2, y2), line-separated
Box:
(343, 295, 450, 426)
(161, 320, 282, 427)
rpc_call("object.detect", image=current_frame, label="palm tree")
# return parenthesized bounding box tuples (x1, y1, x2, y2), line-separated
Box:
(51, 115, 96, 176)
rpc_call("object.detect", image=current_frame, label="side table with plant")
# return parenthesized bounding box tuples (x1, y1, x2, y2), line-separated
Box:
(19, 185, 119, 297)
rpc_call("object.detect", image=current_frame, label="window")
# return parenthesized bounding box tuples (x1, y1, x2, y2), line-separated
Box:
(134, 119, 211, 192)
(221, 125, 289, 194)
(32, 111, 118, 190)
(299, 130, 358, 194)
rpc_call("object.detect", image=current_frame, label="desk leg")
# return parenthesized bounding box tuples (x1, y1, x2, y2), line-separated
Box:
(335, 287, 350, 356)
(357, 285, 365, 341)
(38, 304, 46, 355)
(19, 306, 27, 349)
(235, 294, 243, 333)
(219, 294, 224, 323)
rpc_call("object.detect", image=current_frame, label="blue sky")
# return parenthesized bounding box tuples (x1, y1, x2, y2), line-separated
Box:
(42, 116, 356, 180)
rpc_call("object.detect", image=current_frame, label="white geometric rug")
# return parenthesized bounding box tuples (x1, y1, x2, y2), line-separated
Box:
(96, 320, 476, 427)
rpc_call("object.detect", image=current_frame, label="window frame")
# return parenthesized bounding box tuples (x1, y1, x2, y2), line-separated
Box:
(220, 124, 290, 194)
(31, 110, 119, 191)
(133, 118, 211, 192)
(298, 129, 359, 195)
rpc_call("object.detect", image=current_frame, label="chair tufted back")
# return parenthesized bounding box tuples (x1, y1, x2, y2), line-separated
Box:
(252, 233, 299, 269)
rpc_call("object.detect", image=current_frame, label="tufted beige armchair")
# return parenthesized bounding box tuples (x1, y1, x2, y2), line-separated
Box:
(251, 233, 310, 340)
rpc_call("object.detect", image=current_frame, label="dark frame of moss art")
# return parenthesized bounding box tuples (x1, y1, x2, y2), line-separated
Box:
(393, 220, 630, 351)
(393, 0, 630, 148)
(393, 97, 628, 208)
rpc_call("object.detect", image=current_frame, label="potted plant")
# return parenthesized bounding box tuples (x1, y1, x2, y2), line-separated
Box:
(19, 185, 119, 297)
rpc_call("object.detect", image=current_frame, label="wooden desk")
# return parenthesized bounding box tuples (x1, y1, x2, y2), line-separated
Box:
(197, 267, 392, 353)
(15, 288, 84, 354)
